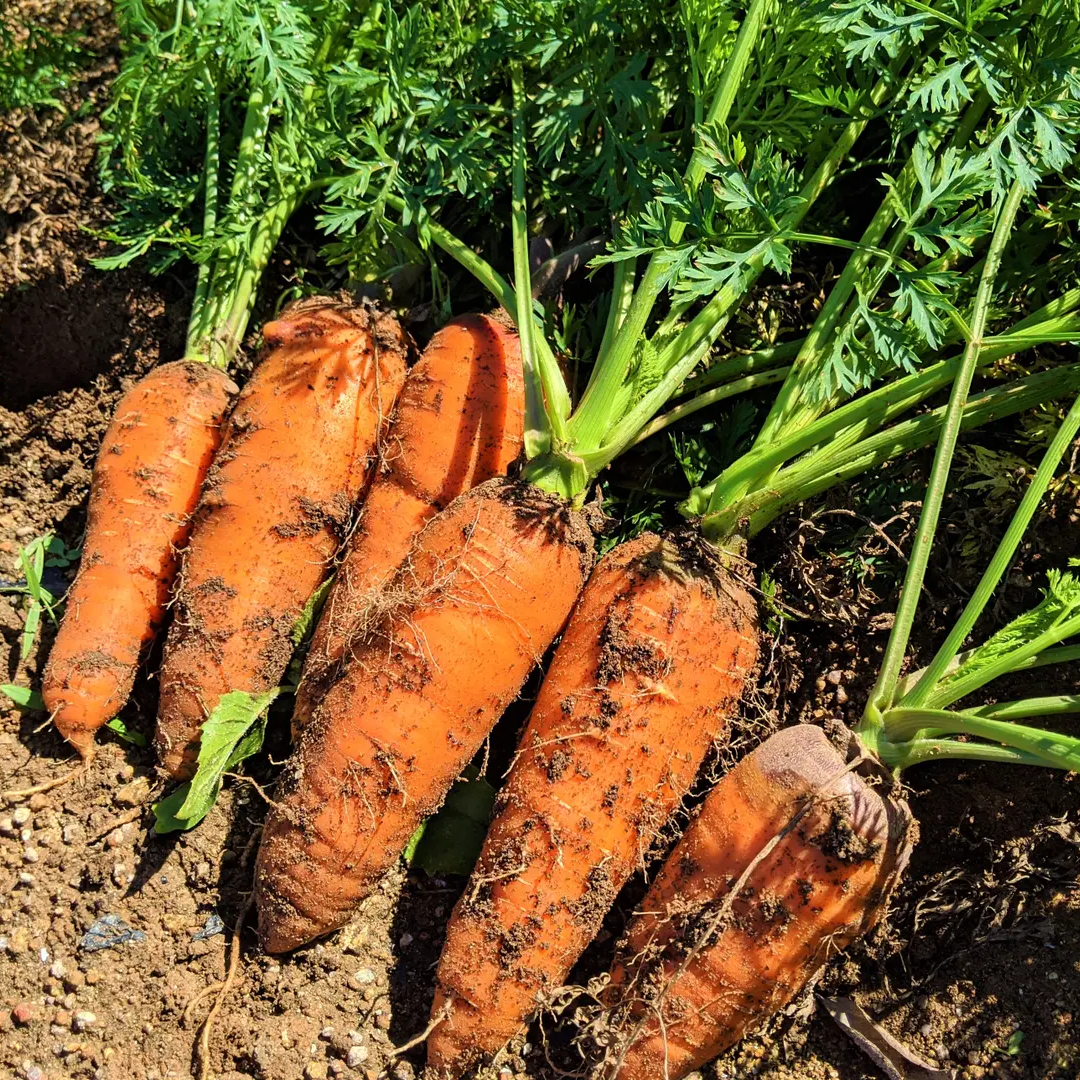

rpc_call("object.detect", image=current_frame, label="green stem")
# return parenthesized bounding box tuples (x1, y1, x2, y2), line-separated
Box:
(885, 739, 1066, 770)
(863, 179, 1027, 722)
(902, 391, 1080, 708)
(677, 338, 803, 396)
(970, 694, 1080, 722)
(882, 706, 1080, 770)
(186, 70, 221, 361)
(594, 258, 636, 372)
(511, 63, 563, 456)
(744, 364, 1080, 537)
(632, 367, 791, 447)
(566, 0, 771, 453)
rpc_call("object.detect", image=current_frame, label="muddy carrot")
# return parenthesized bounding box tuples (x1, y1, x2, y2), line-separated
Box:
(153, 299, 408, 780)
(602, 724, 913, 1080)
(255, 477, 595, 952)
(41, 363, 236, 758)
(292, 313, 524, 730)
(427, 532, 758, 1074)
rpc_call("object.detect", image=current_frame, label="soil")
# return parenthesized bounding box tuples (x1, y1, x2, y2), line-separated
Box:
(1, 8, 1078, 1080)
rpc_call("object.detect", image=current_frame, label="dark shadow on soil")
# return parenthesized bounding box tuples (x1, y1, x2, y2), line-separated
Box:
(0, 264, 189, 408)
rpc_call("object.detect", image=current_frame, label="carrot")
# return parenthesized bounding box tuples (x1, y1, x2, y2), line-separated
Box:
(41, 361, 236, 759)
(292, 312, 524, 731)
(153, 298, 408, 780)
(254, 477, 595, 953)
(427, 532, 758, 1075)
(601, 724, 913, 1080)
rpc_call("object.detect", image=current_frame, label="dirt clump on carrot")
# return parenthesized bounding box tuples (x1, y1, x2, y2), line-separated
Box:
(598, 724, 914, 1080)
(154, 298, 408, 779)
(42, 361, 237, 758)
(292, 312, 524, 731)
(254, 477, 596, 954)
(426, 533, 759, 1076)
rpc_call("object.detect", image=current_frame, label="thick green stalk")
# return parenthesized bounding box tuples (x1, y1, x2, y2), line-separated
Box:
(632, 367, 791, 447)
(863, 179, 1027, 722)
(594, 258, 636, 372)
(185, 72, 221, 361)
(881, 706, 1080, 770)
(566, 0, 771, 453)
(678, 339, 803, 396)
(970, 695, 1080, 722)
(902, 391, 1080, 708)
(884, 739, 1063, 769)
(511, 63, 565, 458)
(744, 364, 1080, 537)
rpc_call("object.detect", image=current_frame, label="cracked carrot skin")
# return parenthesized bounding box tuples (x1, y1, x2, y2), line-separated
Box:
(154, 299, 408, 780)
(254, 477, 596, 954)
(42, 361, 236, 759)
(605, 724, 914, 1080)
(427, 532, 759, 1077)
(292, 312, 524, 732)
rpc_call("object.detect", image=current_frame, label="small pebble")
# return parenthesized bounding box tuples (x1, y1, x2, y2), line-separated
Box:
(38, 947, 49, 963)
(55, 1010, 72, 1028)
(21, 1064, 45, 1080)
(0, 816, 14, 836)
(12, 1003, 36, 1026)
(64, 971, 85, 992)
(18, 872, 34, 886)
(305, 1063, 329, 1080)
(27, 793, 49, 812)
(375, 1012, 391, 1031)
(23, 847, 39, 864)
(392, 1063, 414, 1080)
(826, 669, 843, 685)
(73, 1011, 96, 1033)
(398, 933, 413, 948)
(920, 1023, 933, 1036)
(354, 968, 376, 985)
(320, 1026, 336, 1041)
(347, 1031, 364, 1045)
(346, 1046, 369, 1068)
(49, 960, 67, 979)
(85, 970, 101, 986)
(12, 807, 31, 826)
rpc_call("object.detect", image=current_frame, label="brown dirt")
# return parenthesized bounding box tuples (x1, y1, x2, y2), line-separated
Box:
(1, 11, 1078, 1080)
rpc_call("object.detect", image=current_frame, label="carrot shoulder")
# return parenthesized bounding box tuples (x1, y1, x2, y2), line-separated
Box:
(254, 477, 595, 954)
(293, 312, 524, 730)
(153, 299, 408, 779)
(42, 361, 236, 758)
(604, 724, 914, 1080)
(427, 533, 758, 1076)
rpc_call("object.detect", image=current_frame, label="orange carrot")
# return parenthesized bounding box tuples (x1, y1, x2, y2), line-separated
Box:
(602, 724, 913, 1080)
(254, 477, 596, 953)
(41, 361, 236, 759)
(425, 533, 758, 1075)
(153, 299, 408, 780)
(292, 312, 524, 731)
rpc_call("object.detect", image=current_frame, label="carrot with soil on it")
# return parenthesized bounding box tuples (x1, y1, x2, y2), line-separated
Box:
(41, 363, 235, 758)
(599, 179, 1080, 1080)
(291, 312, 525, 732)
(424, 11, 1080, 1067)
(154, 299, 408, 780)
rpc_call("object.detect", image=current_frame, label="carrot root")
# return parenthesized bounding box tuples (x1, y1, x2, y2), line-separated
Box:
(42, 360, 236, 758)
(154, 299, 408, 779)
(603, 724, 914, 1080)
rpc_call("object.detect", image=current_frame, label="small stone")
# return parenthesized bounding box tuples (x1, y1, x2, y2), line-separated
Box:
(50, 960, 67, 979)
(73, 1011, 97, 1032)
(305, 1063, 329, 1080)
(920, 1023, 933, 1036)
(64, 971, 85, 991)
(13, 1003, 37, 1026)
(114, 778, 150, 806)
(62, 824, 81, 844)
(392, 1063, 414, 1080)
(23, 847, 39, 864)
(320, 1026, 336, 1041)
(375, 1012, 391, 1031)
(38, 946, 50, 963)
(21, 1064, 45, 1080)
(105, 830, 126, 849)
(835, 685, 848, 704)
(346, 1046, 369, 1068)
(0, 816, 14, 836)
(398, 933, 413, 948)
(12, 807, 31, 825)
(826, 669, 843, 685)
(111, 863, 128, 886)
(18, 872, 34, 886)
(28, 794, 49, 812)
(85, 970, 101, 986)
(55, 1010, 73, 1028)
(347, 1031, 364, 1045)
